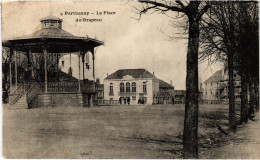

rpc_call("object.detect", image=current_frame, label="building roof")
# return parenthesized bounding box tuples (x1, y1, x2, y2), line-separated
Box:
(40, 15, 62, 22)
(204, 69, 223, 83)
(59, 71, 78, 81)
(32, 28, 76, 39)
(105, 69, 155, 79)
(157, 79, 174, 90)
(105, 69, 174, 90)
(2, 15, 103, 51)
(204, 69, 241, 84)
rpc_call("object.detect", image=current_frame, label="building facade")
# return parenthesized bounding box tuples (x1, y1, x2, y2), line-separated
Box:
(200, 68, 241, 103)
(104, 69, 174, 105)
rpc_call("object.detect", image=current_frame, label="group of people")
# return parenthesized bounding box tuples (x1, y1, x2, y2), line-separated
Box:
(119, 97, 130, 105)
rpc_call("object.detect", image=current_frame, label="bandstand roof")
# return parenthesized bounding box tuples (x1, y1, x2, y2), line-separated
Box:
(40, 15, 63, 22)
(2, 15, 103, 53)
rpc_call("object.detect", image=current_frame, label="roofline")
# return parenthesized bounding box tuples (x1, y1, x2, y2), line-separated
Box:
(104, 77, 155, 81)
(2, 36, 104, 48)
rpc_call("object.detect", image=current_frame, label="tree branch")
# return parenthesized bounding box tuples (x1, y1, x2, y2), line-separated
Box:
(176, 0, 185, 9)
(199, 4, 211, 18)
(138, 0, 185, 13)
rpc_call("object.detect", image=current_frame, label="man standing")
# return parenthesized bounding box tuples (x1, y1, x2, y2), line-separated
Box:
(119, 97, 122, 105)
(124, 97, 126, 105)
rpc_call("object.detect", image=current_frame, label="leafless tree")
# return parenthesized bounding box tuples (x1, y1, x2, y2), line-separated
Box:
(135, 1, 209, 158)
(200, 1, 258, 126)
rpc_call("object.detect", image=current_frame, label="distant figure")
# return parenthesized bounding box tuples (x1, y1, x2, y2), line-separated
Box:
(119, 97, 122, 105)
(172, 97, 175, 105)
(127, 97, 130, 105)
(124, 97, 126, 104)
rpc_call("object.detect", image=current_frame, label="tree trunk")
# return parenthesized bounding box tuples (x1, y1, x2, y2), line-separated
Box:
(248, 77, 255, 117)
(228, 53, 236, 133)
(240, 64, 248, 124)
(254, 80, 259, 112)
(183, 15, 200, 159)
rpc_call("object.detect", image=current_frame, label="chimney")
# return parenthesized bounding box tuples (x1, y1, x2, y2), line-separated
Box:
(107, 73, 108, 76)
(170, 80, 172, 86)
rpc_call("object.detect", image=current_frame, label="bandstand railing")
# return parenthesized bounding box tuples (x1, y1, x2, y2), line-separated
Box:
(26, 83, 40, 103)
(9, 83, 24, 104)
(39, 81, 96, 93)
(9, 82, 39, 104)
(45, 82, 79, 93)
(9, 81, 97, 105)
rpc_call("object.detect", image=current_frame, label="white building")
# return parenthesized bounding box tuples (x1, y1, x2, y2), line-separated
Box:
(103, 69, 174, 105)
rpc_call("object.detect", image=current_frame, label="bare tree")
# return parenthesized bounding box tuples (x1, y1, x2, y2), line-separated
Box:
(237, 2, 258, 123)
(200, 1, 258, 126)
(200, 2, 240, 132)
(135, 1, 209, 158)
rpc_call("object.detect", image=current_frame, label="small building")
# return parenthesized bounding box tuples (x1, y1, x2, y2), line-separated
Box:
(153, 79, 175, 104)
(103, 69, 174, 105)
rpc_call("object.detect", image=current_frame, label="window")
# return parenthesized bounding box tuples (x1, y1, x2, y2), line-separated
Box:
(109, 83, 113, 95)
(126, 82, 130, 92)
(132, 96, 136, 100)
(143, 82, 147, 93)
(120, 82, 124, 92)
(62, 61, 65, 67)
(132, 82, 136, 92)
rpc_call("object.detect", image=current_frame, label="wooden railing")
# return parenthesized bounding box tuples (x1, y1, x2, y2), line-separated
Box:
(38, 81, 96, 93)
(26, 83, 40, 103)
(9, 84, 24, 105)
(24, 83, 33, 92)
(46, 82, 79, 93)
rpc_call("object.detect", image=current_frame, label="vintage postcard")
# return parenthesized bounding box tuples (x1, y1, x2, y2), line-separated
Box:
(1, 1, 259, 159)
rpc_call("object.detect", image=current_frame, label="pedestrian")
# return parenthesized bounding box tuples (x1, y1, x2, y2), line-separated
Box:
(119, 97, 122, 105)
(172, 97, 175, 105)
(127, 97, 130, 105)
(124, 97, 126, 104)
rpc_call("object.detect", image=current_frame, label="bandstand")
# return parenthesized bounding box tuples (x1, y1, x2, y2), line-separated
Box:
(2, 15, 103, 109)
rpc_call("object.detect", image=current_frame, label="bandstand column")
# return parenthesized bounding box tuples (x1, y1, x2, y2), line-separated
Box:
(27, 48, 32, 81)
(56, 53, 60, 81)
(92, 49, 95, 81)
(14, 49, 18, 90)
(9, 48, 13, 92)
(82, 52, 85, 80)
(78, 51, 81, 92)
(43, 46, 48, 93)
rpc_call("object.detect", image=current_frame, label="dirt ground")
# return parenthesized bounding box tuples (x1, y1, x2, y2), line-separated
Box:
(2, 104, 260, 159)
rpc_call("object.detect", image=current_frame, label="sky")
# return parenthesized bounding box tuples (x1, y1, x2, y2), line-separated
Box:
(1, 1, 223, 90)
